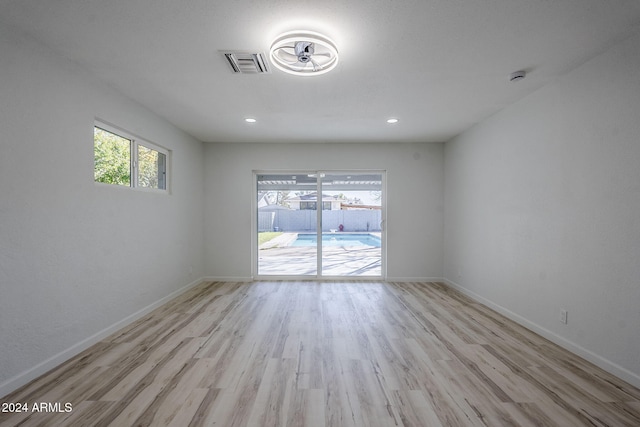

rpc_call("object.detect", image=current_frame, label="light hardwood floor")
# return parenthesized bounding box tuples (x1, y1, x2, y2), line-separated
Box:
(1, 281, 639, 426)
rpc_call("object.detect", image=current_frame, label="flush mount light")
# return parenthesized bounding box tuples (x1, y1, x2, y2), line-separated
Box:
(386, 118, 399, 124)
(245, 118, 257, 123)
(270, 31, 339, 76)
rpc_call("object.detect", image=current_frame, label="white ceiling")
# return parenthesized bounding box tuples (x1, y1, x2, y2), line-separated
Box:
(2, 0, 640, 143)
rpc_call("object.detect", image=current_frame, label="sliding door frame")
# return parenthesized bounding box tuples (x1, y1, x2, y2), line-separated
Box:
(252, 169, 386, 280)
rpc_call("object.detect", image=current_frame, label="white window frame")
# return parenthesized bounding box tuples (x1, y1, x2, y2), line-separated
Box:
(94, 120, 170, 193)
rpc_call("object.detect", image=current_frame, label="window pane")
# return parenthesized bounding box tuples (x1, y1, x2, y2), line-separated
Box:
(94, 127, 131, 186)
(137, 144, 166, 190)
(321, 172, 383, 277)
(257, 174, 318, 276)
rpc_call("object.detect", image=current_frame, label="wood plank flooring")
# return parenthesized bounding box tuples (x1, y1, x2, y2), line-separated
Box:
(2, 281, 640, 426)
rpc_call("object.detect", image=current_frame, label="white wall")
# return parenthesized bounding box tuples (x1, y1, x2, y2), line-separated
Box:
(204, 142, 444, 281)
(0, 28, 205, 394)
(444, 31, 640, 387)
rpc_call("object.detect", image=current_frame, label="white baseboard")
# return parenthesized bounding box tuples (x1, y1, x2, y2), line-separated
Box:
(204, 276, 447, 283)
(0, 277, 206, 399)
(443, 278, 640, 390)
(202, 276, 253, 282)
(225, 277, 447, 283)
(386, 277, 445, 283)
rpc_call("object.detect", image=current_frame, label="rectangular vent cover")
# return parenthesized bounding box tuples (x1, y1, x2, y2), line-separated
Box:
(222, 51, 270, 74)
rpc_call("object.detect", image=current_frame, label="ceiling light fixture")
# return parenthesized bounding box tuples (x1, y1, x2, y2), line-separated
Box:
(245, 118, 257, 123)
(387, 118, 399, 124)
(269, 30, 339, 76)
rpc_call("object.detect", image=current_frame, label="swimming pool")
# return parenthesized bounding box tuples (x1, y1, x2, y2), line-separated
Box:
(291, 233, 381, 247)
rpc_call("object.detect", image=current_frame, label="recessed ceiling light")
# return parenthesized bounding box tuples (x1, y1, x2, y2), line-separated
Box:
(270, 30, 339, 77)
(386, 118, 399, 124)
(245, 118, 257, 123)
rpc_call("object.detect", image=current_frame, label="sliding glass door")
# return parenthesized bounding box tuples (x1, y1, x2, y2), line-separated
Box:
(256, 171, 384, 278)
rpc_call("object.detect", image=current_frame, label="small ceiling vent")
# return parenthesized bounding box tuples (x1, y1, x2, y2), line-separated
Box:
(221, 51, 270, 74)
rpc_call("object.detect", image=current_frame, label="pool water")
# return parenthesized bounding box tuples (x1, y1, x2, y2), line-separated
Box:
(292, 233, 381, 247)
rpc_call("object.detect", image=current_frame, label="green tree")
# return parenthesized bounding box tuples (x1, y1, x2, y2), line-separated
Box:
(94, 127, 131, 186)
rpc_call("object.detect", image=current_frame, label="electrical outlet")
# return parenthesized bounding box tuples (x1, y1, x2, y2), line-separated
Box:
(560, 309, 568, 324)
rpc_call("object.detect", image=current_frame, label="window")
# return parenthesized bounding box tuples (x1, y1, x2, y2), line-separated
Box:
(94, 122, 168, 191)
(137, 144, 167, 189)
(93, 126, 131, 186)
(300, 201, 317, 210)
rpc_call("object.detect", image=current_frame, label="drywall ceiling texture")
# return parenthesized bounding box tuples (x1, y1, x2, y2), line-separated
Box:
(444, 30, 640, 388)
(203, 142, 444, 281)
(0, 28, 206, 393)
(2, 0, 640, 144)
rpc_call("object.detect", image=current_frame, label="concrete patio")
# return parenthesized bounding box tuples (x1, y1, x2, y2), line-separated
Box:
(258, 233, 381, 276)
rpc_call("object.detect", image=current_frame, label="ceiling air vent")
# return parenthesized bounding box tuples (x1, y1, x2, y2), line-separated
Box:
(221, 51, 270, 74)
